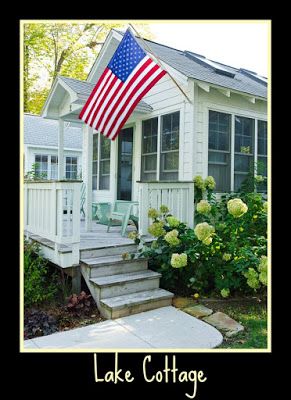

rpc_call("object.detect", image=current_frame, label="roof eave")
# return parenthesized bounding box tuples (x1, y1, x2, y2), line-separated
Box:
(190, 78, 267, 101)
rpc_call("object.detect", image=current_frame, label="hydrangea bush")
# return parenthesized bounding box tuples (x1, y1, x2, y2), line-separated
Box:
(139, 178, 268, 298)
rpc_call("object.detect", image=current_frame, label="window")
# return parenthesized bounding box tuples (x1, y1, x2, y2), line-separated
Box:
(50, 156, 58, 179)
(35, 155, 48, 178)
(92, 134, 98, 190)
(100, 134, 111, 190)
(65, 157, 78, 180)
(208, 111, 231, 192)
(141, 111, 180, 182)
(160, 112, 179, 180)
(92, 132, 111, 190)
(234, 116, 255, 191)
(207, 111, 268, 193)
(257, 120, 267, 192)
(141, 117, 158, 181)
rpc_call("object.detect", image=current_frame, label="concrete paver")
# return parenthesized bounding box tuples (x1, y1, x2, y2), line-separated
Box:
(23, 306, 223, 350)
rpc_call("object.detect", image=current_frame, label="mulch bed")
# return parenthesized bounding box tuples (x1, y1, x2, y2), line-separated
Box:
(24, 300, 105, 340)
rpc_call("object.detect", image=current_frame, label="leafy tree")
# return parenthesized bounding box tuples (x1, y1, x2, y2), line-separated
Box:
(23, 23, 154, 114)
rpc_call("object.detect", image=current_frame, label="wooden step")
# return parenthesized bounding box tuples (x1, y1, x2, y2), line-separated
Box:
(89, 270, 161, 299)
(100, 289, 174, 319)
(81, 254, 148, 278)
(80, 243, 138, 259)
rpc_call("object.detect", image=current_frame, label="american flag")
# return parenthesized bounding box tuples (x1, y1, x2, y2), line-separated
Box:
(79, 29, 166, 140)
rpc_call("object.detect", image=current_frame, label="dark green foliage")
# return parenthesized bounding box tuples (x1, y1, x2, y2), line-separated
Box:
(24, 309, 58, 339)
(24, 240, 58, 307)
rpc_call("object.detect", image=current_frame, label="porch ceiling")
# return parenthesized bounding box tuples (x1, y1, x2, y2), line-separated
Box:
(41, 75, 153, 122)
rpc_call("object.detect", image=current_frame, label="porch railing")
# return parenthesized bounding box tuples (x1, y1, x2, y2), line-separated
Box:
(24, 180, 81, 265)
(137, 181, 194, 236)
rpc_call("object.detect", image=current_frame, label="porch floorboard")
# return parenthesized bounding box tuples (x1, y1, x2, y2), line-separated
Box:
(25, 219, 152, 253)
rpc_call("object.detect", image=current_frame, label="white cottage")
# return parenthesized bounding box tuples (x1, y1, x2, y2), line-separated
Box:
(24, 29, 267, 316)
(24, 114, 82, 180)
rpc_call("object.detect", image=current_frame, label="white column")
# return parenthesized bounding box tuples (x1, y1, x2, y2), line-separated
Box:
(133, 120, 142, 201)
(230, 114, 235, 192)
(85, 126, 93, 231)
(254, 119, 258, 175)
(58, 119, 64, 180)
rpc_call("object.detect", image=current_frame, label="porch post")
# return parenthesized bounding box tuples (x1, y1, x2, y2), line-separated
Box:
(58, 119, 64, 179)
(85, 125, 93, 231)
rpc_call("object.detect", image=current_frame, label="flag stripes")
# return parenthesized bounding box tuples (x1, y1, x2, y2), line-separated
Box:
(79, 29, 167, 140)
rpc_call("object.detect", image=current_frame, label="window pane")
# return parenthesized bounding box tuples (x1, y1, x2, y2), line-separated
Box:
(93, 161, 97, 175)
(99, 175, 110, 190)
(160, 151, 179, 181)
(93, 133, 98, 160)
(100, 134, 111, 159)
(144, 154, 157, 172)
(208, 111, 230, 151)
(161, 112, 179, 151)
(257, 156, 267, 192)
(234, 174, 247, 192)
(208, 111, 231, 191)
(208, 161, 230, 192)
(162, 151, 179, 171)
(142, 118, 158, 154)
(160, 112, 180, 180)
(51, 164, 57, 179)
(141, 117, 158, 181)
(258, 156, 267, 177)
(208, 152, 229, 165)
(235, 116, 254, 153)
(72, 157, 77, 165)
(258, 120, 267, 156)
(234, 154, 253, 173)
(100, 160, 110, 175)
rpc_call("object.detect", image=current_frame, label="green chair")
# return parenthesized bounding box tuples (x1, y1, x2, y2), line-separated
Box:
(107, 200, 139, 237)
(93, 202, 111, 225)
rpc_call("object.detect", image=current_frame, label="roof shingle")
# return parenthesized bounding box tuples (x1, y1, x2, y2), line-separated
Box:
(24, 114, 82, 149)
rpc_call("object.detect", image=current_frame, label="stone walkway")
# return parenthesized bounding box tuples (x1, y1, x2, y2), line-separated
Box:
(23, 306, 223, 350)
(181, 304, 244, 337)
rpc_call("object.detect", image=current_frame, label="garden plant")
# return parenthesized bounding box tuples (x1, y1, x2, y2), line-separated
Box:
(136, 176, 268, 298)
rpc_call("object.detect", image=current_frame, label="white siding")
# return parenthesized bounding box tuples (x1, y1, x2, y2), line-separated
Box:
(130, 73, 193, 191)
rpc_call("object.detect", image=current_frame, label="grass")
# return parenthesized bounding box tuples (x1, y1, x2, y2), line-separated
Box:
(211, 302, 267, 349)
(173, 296, 268, 349)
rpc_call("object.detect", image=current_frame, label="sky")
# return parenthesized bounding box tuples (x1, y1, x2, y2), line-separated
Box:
(148, 21, 269, 77)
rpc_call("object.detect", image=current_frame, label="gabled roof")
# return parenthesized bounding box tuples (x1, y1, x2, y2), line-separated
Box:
(108, 29, 267, 99)
(24, 114, 82, 149)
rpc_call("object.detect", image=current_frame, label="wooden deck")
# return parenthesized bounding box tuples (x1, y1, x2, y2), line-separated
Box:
(78, 220, 136, 251)
(25, 219, 152, 255)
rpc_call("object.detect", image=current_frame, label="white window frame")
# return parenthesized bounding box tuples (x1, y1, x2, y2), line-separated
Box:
(34, 154, 58, 180)
(140, 108, 182, 181)
(92, 132, 111, 190)
(65, 156, 78, 180)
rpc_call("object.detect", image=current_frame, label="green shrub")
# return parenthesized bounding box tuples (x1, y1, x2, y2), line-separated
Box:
(139, 181, 268, 298)
(24, 240, 57, 307)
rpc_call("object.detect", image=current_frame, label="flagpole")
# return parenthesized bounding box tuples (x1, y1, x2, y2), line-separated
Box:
(129, 23, 193, 105)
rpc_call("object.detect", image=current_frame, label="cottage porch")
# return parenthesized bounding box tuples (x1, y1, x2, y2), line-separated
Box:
(24, 179, 194, 271)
